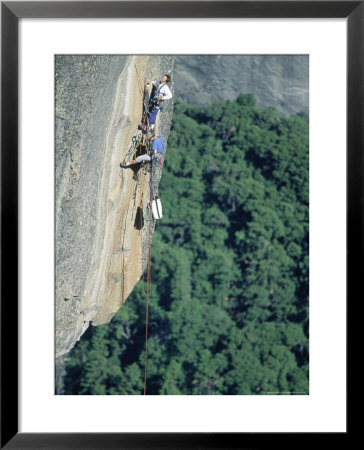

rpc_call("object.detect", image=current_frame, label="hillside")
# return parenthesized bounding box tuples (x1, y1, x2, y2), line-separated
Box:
(174, 55, 308, 116)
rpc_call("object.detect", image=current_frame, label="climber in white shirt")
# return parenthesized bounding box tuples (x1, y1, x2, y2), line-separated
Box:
(148, 74, 172, 132)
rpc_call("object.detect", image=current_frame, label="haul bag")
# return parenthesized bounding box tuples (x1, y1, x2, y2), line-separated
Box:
(152, 198, 163, 219)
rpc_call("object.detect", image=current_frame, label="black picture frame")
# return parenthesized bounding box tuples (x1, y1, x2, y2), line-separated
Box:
(1, 1, 356, 448)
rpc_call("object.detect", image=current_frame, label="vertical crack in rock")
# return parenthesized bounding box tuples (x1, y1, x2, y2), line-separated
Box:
(56, 55, 175, 358)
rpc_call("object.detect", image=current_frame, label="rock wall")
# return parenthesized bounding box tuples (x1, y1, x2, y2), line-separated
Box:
(174, 55, 308, 116)
(56, 55, 174, 358)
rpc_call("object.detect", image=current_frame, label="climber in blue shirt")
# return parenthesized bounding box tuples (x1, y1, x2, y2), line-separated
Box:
(151, 135, 165, 154)
(121, 135, 165, 167)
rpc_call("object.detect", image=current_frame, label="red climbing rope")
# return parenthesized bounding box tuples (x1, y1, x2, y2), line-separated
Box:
(144, 157, 154, 395)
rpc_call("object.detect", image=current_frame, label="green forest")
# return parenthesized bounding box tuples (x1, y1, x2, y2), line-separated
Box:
(63, 94, 309, 395)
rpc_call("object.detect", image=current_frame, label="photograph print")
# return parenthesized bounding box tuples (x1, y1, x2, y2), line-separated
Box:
(55, 55, 309, 395)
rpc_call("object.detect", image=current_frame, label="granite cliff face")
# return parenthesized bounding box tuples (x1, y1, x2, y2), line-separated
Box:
(56, 55, 174, 358)
(174, 55, 308, 116)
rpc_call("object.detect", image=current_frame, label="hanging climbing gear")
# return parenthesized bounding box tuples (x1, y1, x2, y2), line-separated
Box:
(138, 80, 152, 143)
(151, 196, 163, 219)
(150, 82, 167, 107)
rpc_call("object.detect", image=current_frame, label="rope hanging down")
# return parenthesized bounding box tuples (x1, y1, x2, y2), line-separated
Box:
(143, 157, 155, 395)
